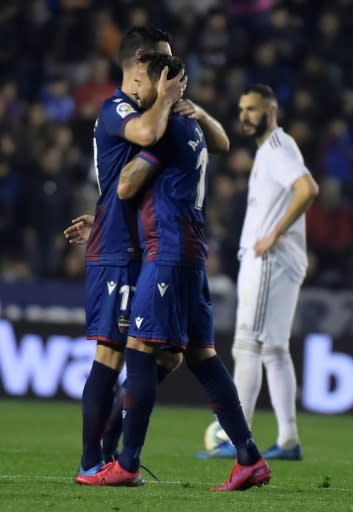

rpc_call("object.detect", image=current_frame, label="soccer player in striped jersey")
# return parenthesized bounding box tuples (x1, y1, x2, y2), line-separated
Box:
(82, 54, 271, 491)
(201, 84, 319, 461)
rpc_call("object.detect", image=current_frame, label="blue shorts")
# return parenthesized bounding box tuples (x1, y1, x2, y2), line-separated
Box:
(86, 261, 141, 347)
(128, 262, 215, 350)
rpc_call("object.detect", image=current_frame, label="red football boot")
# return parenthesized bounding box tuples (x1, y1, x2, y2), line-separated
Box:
(210, 457, 271, 492)
(75, 461, 144, 487)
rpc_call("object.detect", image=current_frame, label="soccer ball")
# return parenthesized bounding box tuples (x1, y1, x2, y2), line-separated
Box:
(204, 420, 230, 451)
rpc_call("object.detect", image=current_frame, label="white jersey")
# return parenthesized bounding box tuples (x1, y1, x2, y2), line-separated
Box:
(240, 127, 310, 283)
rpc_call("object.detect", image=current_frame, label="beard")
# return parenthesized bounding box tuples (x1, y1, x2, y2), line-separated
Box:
(242, 113, 268, 138)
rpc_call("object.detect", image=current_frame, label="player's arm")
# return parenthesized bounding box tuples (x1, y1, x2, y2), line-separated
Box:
(64, 214, 94, 245)
(173, 99, 230, 153)
(124, 68, 185, 147)
(117, 153, 158, 199)
(254, 174, 319, 257)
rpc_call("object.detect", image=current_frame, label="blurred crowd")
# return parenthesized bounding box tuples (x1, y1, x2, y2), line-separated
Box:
(1, 0, 353, 289)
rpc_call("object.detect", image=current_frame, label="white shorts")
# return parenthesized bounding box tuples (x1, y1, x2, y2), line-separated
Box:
(234, 249, 300, 349)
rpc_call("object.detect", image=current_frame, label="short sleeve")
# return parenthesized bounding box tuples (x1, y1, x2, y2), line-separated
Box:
(136, 136, 168, 169)
(102, 100, 140, 137)
(137, 149, 161, 168)
(269, 140, 309, 190)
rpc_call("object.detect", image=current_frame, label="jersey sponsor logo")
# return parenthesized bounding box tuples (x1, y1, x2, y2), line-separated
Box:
(116, 102, 137, 118)
(135, 316, 143, 329)
(158, 282, 169, 297)
(107, 281, 117, 295)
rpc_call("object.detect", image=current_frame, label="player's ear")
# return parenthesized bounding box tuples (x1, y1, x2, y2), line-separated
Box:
(135, 60, 148, 81)
(269, 104, 277, 121)
(135, 48, 144, 61)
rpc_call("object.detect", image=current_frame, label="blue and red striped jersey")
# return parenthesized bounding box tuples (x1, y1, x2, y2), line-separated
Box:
(86, 89, 142, 265)
(136, 113, 209, 267)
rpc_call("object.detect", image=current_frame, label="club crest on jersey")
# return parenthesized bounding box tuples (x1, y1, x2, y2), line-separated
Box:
(107, 281, 117, 295)
(116, 102, 136, 118)
(158, 282, 169, 297)
(135, 316, 144, 329)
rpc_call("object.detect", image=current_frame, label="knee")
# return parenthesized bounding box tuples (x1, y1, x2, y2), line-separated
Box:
(262, 345, 289, 366)
(184, 347, 216, 368)
(96, 343, 124, 371)
(232, 339, 262, 361)
(157, 351, 183, 372)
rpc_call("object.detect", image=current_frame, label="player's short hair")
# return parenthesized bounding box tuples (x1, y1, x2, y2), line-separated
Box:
(243, 84, 277, 105)
(119, 26, 171, 67)
(139, 53, 184, 82)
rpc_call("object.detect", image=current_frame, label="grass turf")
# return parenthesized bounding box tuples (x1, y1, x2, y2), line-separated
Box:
(0, 400, 352, 511)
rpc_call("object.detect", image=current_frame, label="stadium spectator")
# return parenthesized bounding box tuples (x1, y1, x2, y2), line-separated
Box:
(73, 57, 116, 115)
(318, 119, 353, 200)
(40, 76, 75, 122)
(306, 177, 353, 288)
(23, 145, 73, 277)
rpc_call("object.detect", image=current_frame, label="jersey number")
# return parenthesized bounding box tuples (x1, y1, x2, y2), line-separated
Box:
(119, 284, 136, 311)
(195, 148, 208, 210)
(93, 118, 102, 195)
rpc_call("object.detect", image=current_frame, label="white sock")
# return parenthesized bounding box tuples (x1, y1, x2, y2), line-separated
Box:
(263, 346, 299, 448)
(232, 339, 263, 429)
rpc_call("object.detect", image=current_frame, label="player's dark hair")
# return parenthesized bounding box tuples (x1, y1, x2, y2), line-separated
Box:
(243, 83, 277, 103)
(139, 53, 184, 81)
(119, 26, 171, 67)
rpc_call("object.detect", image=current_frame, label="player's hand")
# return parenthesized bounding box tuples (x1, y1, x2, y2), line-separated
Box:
(253, 232, 277, 257)
(64, 214, 94, 245)
(173, 99, 204, 120)
(158, 67, 187, 106)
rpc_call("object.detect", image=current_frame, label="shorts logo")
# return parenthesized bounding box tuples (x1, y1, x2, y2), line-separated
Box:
(107, 281, 117, 295)
(116, 102, 136, 119)
(158, 282, 169, 297)
(135, 316, 144, 329)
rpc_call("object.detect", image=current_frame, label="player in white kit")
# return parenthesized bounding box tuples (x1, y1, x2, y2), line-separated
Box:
(199, 84, 318, 460)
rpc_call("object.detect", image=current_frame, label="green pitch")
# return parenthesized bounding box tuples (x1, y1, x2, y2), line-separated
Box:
(0, 400, 352, 512)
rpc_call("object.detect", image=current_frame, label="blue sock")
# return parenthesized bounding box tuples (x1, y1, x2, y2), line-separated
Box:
(102, 386, 125, 463)
(81, 360, 118, 470)
(118, 348, 158, 473)
(188, 355, 261, 465)
(102, 364, 170, 462)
